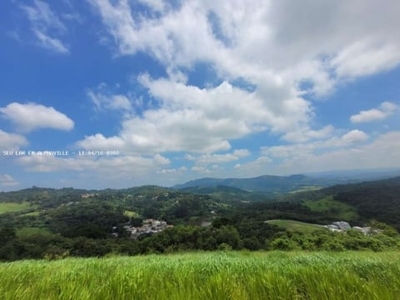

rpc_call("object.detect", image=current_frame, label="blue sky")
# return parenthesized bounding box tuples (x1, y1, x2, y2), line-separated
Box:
(1, 0, 400, 191)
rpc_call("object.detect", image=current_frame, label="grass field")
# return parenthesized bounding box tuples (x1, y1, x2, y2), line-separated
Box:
(16, 227, 53, 238)
(123, 210, 139, 218)
(266, 219, 324, 233)
(0, 202, 33, 214)
(303, 196, 358, 221)
(1, 251, 400, 300)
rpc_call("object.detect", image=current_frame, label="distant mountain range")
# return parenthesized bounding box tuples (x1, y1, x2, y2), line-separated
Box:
(175, 174, 327, 194)
(174, 168, 400, 195)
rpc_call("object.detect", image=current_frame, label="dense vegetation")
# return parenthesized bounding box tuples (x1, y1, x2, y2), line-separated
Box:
(0, 176, 400, 261)
(1, 251, 400, 300)
(290, 176, 400, 231)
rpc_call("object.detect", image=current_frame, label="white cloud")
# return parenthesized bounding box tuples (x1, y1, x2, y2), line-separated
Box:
(282, 125, 334, 143)
(0, 174, 19, 187)
(341, 130, 369, 144)
(75, 134, 125, 150)
(262, 130, 370, 159)
(87, 0, 400, 154)
(277, 131, 400, 173)
(89, 0, 400, 85)
(332, 39, 400, 79)
(191, 149, 250, 166)
(20, 0, 69, 53)
(33, 30, 69, 54)
(157, 166, 187, 174)
(191, 166, 211, 173)
(137, 0, 166, 12)
(0, 130, 28, 149)
(350, 101, 398, 123)
(225, 131, 397, 177)
(87, 84, 133, 112)
(0, 102, 74, 132)
(17, 153, 170, 175)
(77, 76, 319, 154)
(227, 156, 272, 178)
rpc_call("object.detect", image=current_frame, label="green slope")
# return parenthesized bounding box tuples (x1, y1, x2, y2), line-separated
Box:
(265, 219, 324, 234)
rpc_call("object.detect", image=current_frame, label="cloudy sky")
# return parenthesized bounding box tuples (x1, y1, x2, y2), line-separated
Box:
(1, 0, 400, 191)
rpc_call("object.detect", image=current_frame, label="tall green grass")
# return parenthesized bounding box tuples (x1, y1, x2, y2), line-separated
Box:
(1, 251, 400, 300)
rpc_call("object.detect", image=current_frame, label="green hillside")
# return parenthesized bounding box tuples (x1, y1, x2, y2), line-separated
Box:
(180, 185, 269, 202)
(303, 196, 358, 221)
(0, 202, 34, 214)
(295, 176, 400, 230)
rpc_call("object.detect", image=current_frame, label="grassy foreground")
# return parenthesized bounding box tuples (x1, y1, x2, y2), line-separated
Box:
(1, 251, 400, 300)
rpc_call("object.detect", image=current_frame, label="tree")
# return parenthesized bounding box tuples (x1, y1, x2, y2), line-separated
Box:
(0, 227, 16, 245)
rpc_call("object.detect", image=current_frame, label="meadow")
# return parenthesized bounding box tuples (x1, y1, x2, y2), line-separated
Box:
(1, 251, 400, 300)
(0, 202, 33, 214)
(265, 219, 323, 234)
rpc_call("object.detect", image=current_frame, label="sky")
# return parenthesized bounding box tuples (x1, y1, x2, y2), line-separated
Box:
(0, 0, 400, 191)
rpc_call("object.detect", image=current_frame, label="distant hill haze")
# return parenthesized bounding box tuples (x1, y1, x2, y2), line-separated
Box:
(174, 169, 400, 194)
(174, 174, 329, 194)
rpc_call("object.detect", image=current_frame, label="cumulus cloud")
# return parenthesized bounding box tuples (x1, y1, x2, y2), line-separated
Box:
(78, 77, 317, 154)
(17, 153, 170, 175)
(277, 131, 400, 173)
(0, 174, 19, 187)
(243, 131, 399, 176)
(75, 133, 125, 150)
(350, 101, 398, 123)
(0, 130, 28, 149)
(85, 0, 400, 155)
(20, 0, 69, 53)
(0, 102, 74, 133)
(262, 130, 370, 159)
(341, 130, 369, 144)
(88, 0, 400, 86)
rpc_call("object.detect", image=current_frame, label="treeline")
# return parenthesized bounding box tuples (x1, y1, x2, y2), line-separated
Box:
(282, 176, 400, 230)
(332, 179, 400, 231)
(1, 222, 399, 261)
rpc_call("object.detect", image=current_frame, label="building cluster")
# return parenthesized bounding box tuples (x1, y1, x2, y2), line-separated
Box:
(81, 193, 98, 198)
(123, 219, 173, 238)
(324, 221, 376, 235)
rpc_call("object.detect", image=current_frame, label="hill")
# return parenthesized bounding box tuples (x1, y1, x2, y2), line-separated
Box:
(179, 185, 271, 202)
(174, 169, 400, 195)
(291, 176, 400, 231)
(174, 174, 330, 194)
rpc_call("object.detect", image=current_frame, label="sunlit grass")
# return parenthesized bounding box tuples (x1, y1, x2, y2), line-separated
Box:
(266, 219, 324, 233)
(304, 196, 358, 221)
(123, 210, 139, 218)
(1, 251, 400, 300)
(0, 202, 33, 214)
